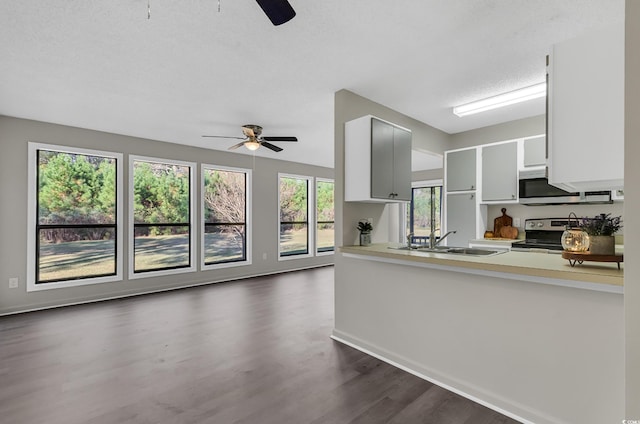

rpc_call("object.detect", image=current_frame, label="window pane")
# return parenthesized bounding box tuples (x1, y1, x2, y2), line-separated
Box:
(316, 180, 334, 252)
(133, 159, 191, 273)
(280, 223, 308, 256)
(280, 177, 307, 222)
(38, 150, 116, 225)
(204, 169, 246, 224)
(38, 228, 116, 283)
(134, 225, 190, 272)
(133, 161, 190, 224)
(317, 223, 334, 252)
(279, 176, 309, 257)
(204, 224, 246, 264)
(410, 186, 442, 239)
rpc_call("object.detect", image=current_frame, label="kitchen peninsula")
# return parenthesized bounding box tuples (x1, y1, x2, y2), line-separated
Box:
(333, 245, 624, 424)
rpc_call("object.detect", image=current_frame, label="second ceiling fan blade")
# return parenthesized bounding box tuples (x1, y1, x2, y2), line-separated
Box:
(255, 0, 296, 26)
(260, 141, 283, 152)
(262, 136, 298, 142)
(202, 135, 246, 140)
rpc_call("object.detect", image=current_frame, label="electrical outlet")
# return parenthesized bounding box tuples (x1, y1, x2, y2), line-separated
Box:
(513, 217, 521, 228)
(9, 277, 18, 289)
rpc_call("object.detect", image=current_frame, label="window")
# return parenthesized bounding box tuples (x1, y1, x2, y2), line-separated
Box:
(316, 179, 335, 254)
(279, 174, 313, 259)
(27, 143, 123, 291)
(406, 182, 442, 244)
(130, 156, 196, 277)
(202, 165, 251, 268)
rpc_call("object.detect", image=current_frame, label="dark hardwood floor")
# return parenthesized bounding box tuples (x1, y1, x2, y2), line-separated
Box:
(0, 267, 519, 424)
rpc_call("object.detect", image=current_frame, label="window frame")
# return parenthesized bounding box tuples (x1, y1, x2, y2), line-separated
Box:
(27, 142, 124, 292)
(278, 173, 314, 261)
(401, 179, 443, 244)
(315, 178, 335, 256)
(128, 155, 197, 279)
(201, 164, 252, 270)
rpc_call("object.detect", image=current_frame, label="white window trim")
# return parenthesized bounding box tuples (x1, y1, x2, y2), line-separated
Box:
(201, 164, 252, 270)
(27, 142, 124, 292)
(128, 155, 197, 280)
(315, 177, 335, 257)
(278, 173, 314, 261)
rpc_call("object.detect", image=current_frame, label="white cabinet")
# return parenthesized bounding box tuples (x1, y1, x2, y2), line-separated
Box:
(523, 135, 546, 167)
(547, 24, 624, 191)
(481, 141, 518, 202)
(345, 115, 412, 202)
(445, 192, 477, 247)
(445, 148, 476, 191)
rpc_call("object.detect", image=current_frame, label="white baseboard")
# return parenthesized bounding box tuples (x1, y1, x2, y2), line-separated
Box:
(331, 329, 561, 424)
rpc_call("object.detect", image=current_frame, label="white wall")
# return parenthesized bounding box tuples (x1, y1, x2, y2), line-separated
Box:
(334, 257, 623, 424)
(0, 116, 334, 315)
(625, 0, 640, 417)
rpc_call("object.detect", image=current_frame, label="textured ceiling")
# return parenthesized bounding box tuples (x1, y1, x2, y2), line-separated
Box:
(0, 0, 624, 168)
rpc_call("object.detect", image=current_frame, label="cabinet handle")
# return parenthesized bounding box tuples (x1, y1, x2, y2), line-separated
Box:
(512, 194, 516, 199)
(470, 194, 474, 199)
(471, 185, 475, 190)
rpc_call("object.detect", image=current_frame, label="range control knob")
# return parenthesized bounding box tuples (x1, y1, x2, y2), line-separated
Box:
(537, 222, 544, 228)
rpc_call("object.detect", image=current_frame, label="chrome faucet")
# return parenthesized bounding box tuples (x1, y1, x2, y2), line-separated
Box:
(407, 232, 414, 249)
(430, 230, 457, 249)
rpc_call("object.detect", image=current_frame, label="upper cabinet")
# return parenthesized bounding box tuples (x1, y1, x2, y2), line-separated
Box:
(445, 148, 476, 191)
(547, 24, 624, 191)
(345, 115, 412, 203)
(481, 141, 518, 202)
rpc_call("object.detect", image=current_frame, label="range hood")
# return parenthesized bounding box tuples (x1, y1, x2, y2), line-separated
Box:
(518, 170, 612, 205)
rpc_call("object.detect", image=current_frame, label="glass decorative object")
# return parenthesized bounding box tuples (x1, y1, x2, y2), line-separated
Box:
(561, 212, 590, 252)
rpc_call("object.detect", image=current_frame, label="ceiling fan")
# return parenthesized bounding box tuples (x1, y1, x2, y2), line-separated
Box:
(202, 124, 298, 152)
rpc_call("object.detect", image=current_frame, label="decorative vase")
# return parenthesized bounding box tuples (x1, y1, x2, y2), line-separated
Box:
(588, 235, 615, 255)
(359, 232, 371, 246)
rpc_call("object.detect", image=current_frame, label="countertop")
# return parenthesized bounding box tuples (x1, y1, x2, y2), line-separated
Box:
(340, 243, 623, 291)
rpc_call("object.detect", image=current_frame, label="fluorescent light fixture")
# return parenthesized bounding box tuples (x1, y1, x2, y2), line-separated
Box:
(453, 82, 546, 117)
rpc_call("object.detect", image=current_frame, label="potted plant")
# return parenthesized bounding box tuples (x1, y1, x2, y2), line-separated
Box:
(580, 213, 622, 255)
(357, 220, 373, 246)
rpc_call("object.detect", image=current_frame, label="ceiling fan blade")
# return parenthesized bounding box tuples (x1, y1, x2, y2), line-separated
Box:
(262, 136, 298, 142)
(228, 141, 247, 150)
(202, 135, 246, 140)
(260, 141, 283, 152)
(255, 0, 296, 26)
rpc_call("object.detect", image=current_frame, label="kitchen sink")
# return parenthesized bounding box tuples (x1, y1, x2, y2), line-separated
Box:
(388, 245, 504, 256)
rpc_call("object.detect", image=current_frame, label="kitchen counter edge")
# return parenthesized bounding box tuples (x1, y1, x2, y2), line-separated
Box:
(339, 244, 623, 294)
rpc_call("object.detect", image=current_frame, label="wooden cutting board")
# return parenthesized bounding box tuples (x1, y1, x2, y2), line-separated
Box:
(493, 208, 513, 238)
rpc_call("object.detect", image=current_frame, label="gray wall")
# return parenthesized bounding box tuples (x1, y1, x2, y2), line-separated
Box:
(334, 89, 450, 247)
(625, 0, 640, 416)
(0, 116, 334, 315)
(449, 114, 545, 150)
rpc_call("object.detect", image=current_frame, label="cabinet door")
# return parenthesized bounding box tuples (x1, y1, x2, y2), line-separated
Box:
(481, 142, 517, 202)
(392, 127, 412, 201)
(446, 149, 476, 191)
(523, 135, 546, 167)
(445, 192, 476, 247)
(548, 24, 624, 191)
(370, 118, 395, 199)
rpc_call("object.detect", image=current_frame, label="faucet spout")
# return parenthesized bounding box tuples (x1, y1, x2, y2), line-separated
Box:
(430, 230, 457, 249)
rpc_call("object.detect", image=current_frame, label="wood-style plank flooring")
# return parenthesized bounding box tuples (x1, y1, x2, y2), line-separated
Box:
(0, 267, 520, 424)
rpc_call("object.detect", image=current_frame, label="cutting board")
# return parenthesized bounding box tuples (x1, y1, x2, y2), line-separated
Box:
(493, 208, 513, 238)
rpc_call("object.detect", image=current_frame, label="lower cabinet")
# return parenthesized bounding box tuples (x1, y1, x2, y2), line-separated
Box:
(445, 192, 477, 247)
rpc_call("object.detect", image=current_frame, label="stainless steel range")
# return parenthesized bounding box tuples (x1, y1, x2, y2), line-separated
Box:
(511, 218, 570, 253)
